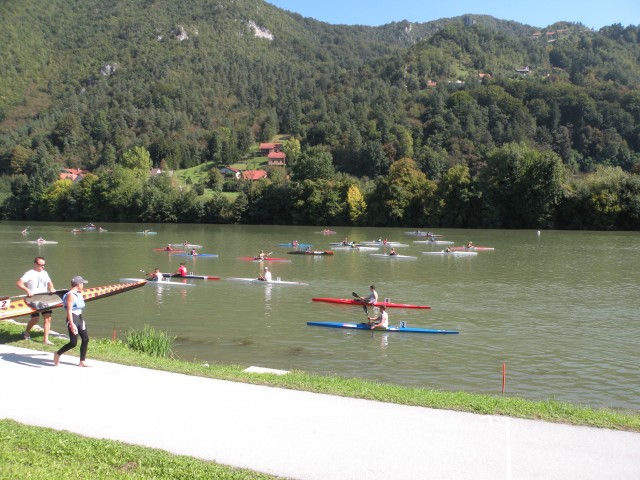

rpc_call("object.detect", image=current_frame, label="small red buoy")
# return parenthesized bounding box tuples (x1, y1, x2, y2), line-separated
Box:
(502, 363, 506, 396)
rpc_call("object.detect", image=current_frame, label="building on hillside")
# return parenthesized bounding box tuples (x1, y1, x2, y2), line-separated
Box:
(219, 167, 241, 179)
(267, 151, 286, 167)
(259, 143, 283, 155)
(59, 168, 89, 182)
(241, 169, 268, 181)
(515, 65, 531, 74)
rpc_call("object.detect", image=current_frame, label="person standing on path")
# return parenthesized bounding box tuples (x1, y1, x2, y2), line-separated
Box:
(54, 276, 90, 367)
(16, 256, 56, 345)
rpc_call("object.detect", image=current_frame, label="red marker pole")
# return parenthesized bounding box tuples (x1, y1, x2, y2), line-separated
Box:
(112, 328, 117, 342)
(502, 363, 506, 396)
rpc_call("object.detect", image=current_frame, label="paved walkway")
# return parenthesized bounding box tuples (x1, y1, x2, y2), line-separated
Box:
(1, 344, 639, 480)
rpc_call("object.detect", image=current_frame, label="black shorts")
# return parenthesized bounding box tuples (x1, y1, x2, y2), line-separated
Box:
(31, 310, 52, 319)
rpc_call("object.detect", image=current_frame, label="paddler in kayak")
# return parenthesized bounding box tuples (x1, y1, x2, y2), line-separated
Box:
(174, 262, 187, 277)
(367, 305, 388, 329)
(189, 248, 199, 256)
(147, 268, 165, 282)
(389, 247, 398, 256)
(465, 241, 474, 250)
(356, 285, 378, 305)
(164, 244, 174, 251)
(258, 266, 272, 282)
(258, 250, 267, 260)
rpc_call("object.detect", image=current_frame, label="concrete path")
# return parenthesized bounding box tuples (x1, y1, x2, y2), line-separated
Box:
(1, 344, 639, 480)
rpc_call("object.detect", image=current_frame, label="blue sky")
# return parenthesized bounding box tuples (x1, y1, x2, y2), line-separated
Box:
(266, 0, 639, 30)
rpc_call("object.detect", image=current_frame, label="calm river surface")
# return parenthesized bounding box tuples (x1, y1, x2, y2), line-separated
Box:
(2, 222, 638, 411)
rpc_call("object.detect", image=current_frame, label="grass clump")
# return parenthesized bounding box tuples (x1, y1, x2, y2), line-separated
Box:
(125, 324, 175, 358)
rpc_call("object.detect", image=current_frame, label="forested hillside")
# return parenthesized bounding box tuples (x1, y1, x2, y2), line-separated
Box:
(0, 0, 639, 229)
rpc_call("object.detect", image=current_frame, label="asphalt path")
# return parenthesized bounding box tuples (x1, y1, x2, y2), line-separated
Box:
(1, 344, 639, 480)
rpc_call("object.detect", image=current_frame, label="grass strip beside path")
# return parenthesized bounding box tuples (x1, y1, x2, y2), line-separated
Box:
(0, 420, 277, 480)
(2, 322, 639, 433)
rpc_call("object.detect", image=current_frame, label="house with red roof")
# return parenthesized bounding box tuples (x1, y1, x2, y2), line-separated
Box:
(241, 169, 268, 180)
(259, 143, 283, 155)
(267, 151, 286, 166)
(59, 168, 89, 182)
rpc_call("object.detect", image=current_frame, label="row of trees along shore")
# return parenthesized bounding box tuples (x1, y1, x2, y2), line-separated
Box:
(3, 140, 638, 230)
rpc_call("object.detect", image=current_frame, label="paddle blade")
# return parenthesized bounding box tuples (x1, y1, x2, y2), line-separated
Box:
(362, 304, 368, 315)
(352, 292, 360, 298)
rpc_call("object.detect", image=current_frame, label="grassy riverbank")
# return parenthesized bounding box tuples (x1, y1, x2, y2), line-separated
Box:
(2, 322, 639, 433)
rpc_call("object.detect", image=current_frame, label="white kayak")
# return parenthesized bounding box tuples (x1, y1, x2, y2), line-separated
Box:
(331, 245, 379, 251)
(119, 277, 195, 286)
(422, 251, 478, 257)
(413, 240, 454, 245)
(226, 277, 309, 286)
(27, 240, 58, 244)
(370, 253, 417, 259)
(359, 241, 409, 247)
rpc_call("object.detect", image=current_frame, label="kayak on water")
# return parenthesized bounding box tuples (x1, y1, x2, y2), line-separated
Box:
(226, 277, 308, 286)
(136, 231, 157, 235)
(169, 243, 203, 249)
(450, 246, 495, 251)
(413, 239, 454, 245)
(370, 253, 417, 259)
(315, 229, 337, 235)
(120, 277, 195, 286)
(277, 242, 313, 248)
(331, 245, 379, 251)
(27, 240, 58, 245)
(162, 273, 221, 280)
(403, 231, 443, 237)
(153, 248, 186, 253)
(306, 322, 458, 334)
(423, 251, 478, 256)
(0, 280, 146, 320)
(329, 242, 363, 246)
(237, 256, 291, 262)
(171, 253, 218, 258)
(287, 250, 334, 255)
(359, 241, 409, 247)
(312, 298, 430, 309)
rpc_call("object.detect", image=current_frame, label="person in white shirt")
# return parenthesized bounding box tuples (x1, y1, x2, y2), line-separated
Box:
(258, 267, 272, 282)
(367, 305, 389, 329)
(16, 256, 56, 344)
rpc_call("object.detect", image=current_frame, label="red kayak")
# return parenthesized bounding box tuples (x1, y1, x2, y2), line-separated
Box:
(312, 298, 431, 309)
(237, 256, 291, 262)
(153, 248, 185, 253)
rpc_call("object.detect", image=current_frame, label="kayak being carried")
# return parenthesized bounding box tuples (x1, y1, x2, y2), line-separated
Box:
(312, 297, 430, 309)
(306, 322, 458, 334)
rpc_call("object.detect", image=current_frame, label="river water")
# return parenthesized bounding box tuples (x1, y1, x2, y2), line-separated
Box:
(2, 222, 638, 411)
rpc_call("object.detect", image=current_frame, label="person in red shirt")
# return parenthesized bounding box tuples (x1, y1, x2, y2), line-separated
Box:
(175, 262, 188, 277)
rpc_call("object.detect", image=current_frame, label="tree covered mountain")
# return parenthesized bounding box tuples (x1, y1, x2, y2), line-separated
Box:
(0, 0, 639, 229)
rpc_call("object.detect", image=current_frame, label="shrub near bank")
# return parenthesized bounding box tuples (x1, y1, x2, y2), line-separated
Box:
(1, 322, 639, 433)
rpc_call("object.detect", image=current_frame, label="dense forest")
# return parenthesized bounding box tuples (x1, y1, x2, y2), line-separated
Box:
(0, 0, 639, 229)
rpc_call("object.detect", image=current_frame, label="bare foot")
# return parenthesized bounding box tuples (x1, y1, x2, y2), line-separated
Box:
(78, 361, 91, 367)
(53, 353, 60, 366)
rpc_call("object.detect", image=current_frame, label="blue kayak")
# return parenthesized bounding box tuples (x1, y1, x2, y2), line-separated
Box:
(278, 243, 312, 248)
(306, 322, 458, 334)
(171, 253, 218, 258)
